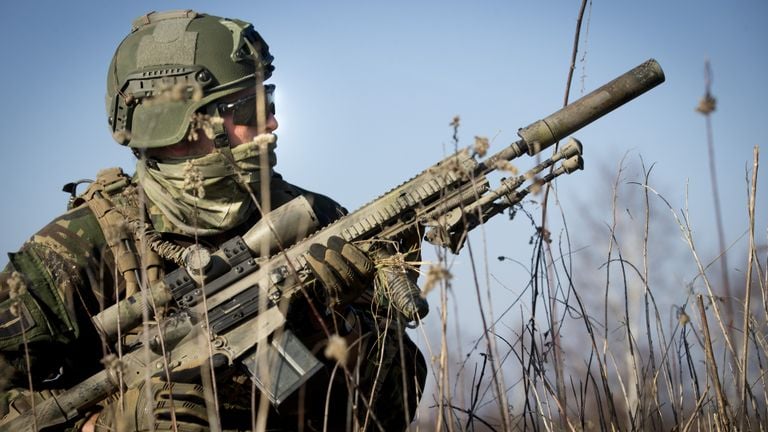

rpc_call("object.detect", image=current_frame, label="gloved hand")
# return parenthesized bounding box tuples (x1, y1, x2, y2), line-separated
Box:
(305, 236, 375, 306)
(94, 379, 209, 432)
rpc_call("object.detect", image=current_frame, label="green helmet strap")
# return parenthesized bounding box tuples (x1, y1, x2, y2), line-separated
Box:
(206, 103, 231, 148)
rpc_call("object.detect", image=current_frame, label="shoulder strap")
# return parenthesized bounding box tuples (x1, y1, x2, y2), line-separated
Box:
(76, 168, 163, 297)
(64, 167, 130, 210)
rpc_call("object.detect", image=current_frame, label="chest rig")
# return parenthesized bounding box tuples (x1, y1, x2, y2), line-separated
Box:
(65, 167, 164, 298)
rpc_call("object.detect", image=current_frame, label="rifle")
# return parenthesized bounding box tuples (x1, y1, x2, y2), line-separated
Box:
(0, 59, 664, 430)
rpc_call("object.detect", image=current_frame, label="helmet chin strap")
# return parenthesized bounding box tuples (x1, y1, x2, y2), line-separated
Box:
(207, 104, 231, 150)
(202, 104, 243, 175)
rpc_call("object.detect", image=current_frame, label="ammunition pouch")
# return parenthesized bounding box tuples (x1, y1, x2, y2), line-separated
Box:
(0, 274, 54, 350)
(0, 249, 78, 352)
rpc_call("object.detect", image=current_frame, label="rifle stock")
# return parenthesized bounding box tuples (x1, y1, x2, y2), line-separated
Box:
(0, 59, 664, 431)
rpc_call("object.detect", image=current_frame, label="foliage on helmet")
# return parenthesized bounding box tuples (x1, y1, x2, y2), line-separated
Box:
(106, 10, 274, 148)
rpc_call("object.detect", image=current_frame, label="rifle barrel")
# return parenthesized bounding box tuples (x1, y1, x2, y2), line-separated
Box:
(518, 58, 665, 155)
(482, 58, 665, 169)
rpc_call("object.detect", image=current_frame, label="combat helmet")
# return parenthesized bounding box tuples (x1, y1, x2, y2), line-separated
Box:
(106, 10, 274, 148)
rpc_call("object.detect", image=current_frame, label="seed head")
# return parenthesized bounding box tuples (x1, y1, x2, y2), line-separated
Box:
(324, 334, 349, 365)
(696, 93, 717, 115)
(182, 160, 205, 199)
(473, 136, 490, 157)
(7, 272, 28, 317)
(494, 160, 519, 175)
(188, 112, 224, 141)
(422, 264, 452, 296)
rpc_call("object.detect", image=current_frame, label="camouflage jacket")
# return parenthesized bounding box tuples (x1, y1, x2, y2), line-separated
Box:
(0, 168, 425, 431)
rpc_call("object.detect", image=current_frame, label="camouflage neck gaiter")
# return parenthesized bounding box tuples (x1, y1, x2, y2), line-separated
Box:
(136, 134, 277, 236)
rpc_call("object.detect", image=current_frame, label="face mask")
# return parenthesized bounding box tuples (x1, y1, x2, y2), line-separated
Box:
(136, 134, 277, 236)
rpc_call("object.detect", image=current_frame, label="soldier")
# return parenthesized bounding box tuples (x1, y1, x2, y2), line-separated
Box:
(0, 10, 426, 431)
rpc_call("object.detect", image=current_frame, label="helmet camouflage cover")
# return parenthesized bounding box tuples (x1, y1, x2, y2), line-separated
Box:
(106, 10, 274, 148)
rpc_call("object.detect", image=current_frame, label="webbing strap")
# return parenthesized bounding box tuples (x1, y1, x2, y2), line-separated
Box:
(88, 195, 140, 297)
(80, 167, 164, 296)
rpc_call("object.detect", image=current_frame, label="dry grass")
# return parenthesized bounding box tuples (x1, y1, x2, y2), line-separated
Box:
(415, 143, 764, 431)
(410, 2, 766, 429)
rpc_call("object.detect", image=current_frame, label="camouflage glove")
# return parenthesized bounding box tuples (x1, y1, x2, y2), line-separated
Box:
(305, 236, 375, 306)
(94, 380, 208, 432)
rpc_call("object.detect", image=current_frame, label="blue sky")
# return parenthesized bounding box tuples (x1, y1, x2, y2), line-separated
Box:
(1, 1, 766, 365)
(2, 1, 765, 243)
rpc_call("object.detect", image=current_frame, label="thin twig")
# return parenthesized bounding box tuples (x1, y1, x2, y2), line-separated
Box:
(739, 145, 759, 426)
(697, 60, 735, 341)
(696, 294, 732, 430)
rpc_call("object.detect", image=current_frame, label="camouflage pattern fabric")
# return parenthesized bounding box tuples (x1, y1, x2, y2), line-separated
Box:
(0, 170, 426, 431)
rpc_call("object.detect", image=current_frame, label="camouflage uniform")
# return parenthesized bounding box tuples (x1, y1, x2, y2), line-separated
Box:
(0, 10, 425, 431)
(0, 169, 426, 431)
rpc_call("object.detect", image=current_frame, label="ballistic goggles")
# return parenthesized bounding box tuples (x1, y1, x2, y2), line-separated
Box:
(217, 84, 276, 125)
